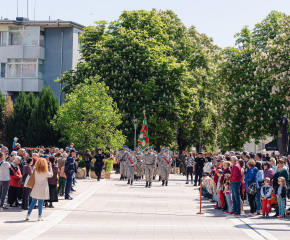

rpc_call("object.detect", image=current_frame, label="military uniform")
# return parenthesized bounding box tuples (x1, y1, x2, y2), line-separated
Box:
(160, 152, 172, 186)
(142, 151, 157, 188)
(116, 149, 129, 180)
(194, 155, 205, 186)
(157, 152, 166, 181)
(134, 151, 143, 180)
(180, 154, 187, 176)
(126, 155, 137, 185)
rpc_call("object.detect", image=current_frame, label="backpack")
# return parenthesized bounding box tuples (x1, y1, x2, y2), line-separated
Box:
(246, 182, 257, 195)
(256, 170, 264, 187)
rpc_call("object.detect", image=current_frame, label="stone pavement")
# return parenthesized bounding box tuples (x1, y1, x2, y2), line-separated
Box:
(0, 174, 289, 240)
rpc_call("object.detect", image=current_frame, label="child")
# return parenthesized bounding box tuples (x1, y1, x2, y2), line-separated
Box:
(12, 137, 18, 150)
(215, 169, 225, 209)
(276, 177, 287, 218)
(58, 166, 67, 196)
(223, 174, 232, 214)
(261, 177, 272, 218)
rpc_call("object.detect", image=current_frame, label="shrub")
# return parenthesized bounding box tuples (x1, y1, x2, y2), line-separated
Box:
(105, 159, 114, 172)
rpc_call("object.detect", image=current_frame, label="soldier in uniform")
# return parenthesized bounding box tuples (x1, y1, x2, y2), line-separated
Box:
(160, 150, 172, 186)
(134, 147, 143, 181)
(194, 152, 205, 186)
(126, 151, 137, 185)
(157, 148, 166, 181)
(142, 146, 157, 188)
(116, 145, 129, 180)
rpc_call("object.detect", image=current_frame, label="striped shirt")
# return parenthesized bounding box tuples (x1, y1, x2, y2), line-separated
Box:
(185, 157, 194, 168)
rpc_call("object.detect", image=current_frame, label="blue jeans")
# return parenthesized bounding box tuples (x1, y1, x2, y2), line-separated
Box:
(199, 187, 212, 198)
(256, 188, 261, 212)
(231, 182, 241, 214)
(28, 198, 44, 216)
(65, 173, 73, 198)
(0, 181, 10, 207)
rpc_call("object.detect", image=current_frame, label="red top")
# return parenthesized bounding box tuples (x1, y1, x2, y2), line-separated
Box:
(214, 165, 223, 183)
(10, 166, 22, 187)
(221, 168, 231, 182)
(229, 163, 242, 182)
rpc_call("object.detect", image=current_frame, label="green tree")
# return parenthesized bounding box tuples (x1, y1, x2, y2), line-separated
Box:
(5, 92, 36, 147)
(26, 87, 59, 147)
(218, 11, 286, 151)
(59, 9, 198, 150)
(0, 91, 6, 130)
(52, 77, 126, 151)
(1, 95, 14, 146)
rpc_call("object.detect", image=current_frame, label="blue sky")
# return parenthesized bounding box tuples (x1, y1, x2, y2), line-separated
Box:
(1, 0, 289, 48)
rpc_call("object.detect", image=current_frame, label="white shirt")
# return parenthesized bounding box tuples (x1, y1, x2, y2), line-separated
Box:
(0, 161, 10, 181)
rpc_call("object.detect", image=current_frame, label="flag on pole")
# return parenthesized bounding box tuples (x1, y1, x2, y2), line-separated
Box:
(138, 110, 149, 150)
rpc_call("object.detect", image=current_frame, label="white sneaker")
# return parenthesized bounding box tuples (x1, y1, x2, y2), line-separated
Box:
(26, 215, 30, 221)
(247, 213, 253, 217)
(241, 211, 245, 215)
(38, 216, 43, 221)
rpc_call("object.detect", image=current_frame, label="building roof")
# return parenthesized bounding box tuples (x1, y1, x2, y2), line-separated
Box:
(0, 18, 85, 30)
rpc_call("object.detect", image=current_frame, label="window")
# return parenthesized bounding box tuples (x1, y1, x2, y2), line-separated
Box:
(0, 32, 8, 46)
(0, 63, 5, 78)
(8, 27, 41, 46)
(38, 59, 43, 79)
(40, 31, 44, 46)
(7, 59, 41, 78)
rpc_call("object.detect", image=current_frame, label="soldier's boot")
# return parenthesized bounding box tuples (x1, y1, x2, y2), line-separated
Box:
(149, 182, 151, 188)
(145, 182, 148, 188)
(131, 180, 133, 185)
(120, 175, 123, 180)
(162, 180, 165, 186)
(142, 175, 143, 179)
(165, 181, 168, 186)
(127, 180, 130, 184)
(153, 176, 155, 180)
(159, 176, 161, 181)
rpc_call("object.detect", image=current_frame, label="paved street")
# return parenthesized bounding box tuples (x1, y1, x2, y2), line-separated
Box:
(0, 174, 289, 240)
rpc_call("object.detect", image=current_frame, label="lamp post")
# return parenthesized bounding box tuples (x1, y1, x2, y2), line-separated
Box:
(132, 119, 139, 150)
(175, 128, 177, 174)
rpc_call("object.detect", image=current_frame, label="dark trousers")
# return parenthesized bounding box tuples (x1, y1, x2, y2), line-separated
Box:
(0, 181, 10, 207)
(186, 167, 193, 182)
(22, 187, 32, 210)
(85, 162, 91, 177)
(194, 167, 203, 185)
(95, 164, 103, 180)
(232, 182, 241, 214)
(248, 193, 257, 214)
(200, 187, 212, 198)
(9, 186, 18, 206)
(65, 173, 73, 198)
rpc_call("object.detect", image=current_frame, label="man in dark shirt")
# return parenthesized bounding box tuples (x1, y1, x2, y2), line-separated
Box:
(194, 152, 205, 186)
(94, 149, 106, 181)
(64, 149, 77, 200)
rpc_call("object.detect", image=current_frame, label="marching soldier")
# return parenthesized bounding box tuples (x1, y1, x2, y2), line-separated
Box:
(194, 152, 205, 186)
(142, 146, 157, 188)
(126, 151, 137, 185)
(134, 147, 143, 180)
(157, 148, 166, 181)
(116, 145, 129, 180)
(160, 150, 172, 186)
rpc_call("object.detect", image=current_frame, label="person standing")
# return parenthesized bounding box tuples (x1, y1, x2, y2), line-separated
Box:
(12, 137, 18, 151)
(93, 149, 106, 181)
(194, 153, 205, 186)
(84, 149, 93, 179)
(64, 149, 77, 200)
(134, 147, 143, 181)
(21, 158, 33, 210)
(9, 156, 22, 207)
(26, 158, 53, 221)
(47, 156, 60, 208)
(143, 147, 157, 188)
(0, 152, 11, 210)
(229, 156, 242, 215)
(160, 150, 172, 186)
(116, 146, 129, 180)
(126, 151, 137, 185)
(185, 154, 194, 184)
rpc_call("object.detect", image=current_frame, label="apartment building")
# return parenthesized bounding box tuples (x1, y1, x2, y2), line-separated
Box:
(0, 17, 84, 104)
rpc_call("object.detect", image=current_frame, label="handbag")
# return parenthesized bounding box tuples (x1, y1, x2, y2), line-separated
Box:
(246, 182, 257, 195)
(26, 170, 35, 189)
(271, 192, 278, 205)
(20, 173, 28, 186)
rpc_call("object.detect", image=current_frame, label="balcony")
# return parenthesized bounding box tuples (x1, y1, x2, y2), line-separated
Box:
(0, 78, 44, 92)
(0, 45, 45, 62)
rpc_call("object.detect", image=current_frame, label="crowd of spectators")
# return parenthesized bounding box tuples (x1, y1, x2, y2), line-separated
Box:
(188, 151, 290, 218)
(0, 140, 80, 221)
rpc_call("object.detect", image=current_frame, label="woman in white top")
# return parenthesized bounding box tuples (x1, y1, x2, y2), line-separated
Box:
(203, 157, 213, 174)
(26, 158, 53, 221)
